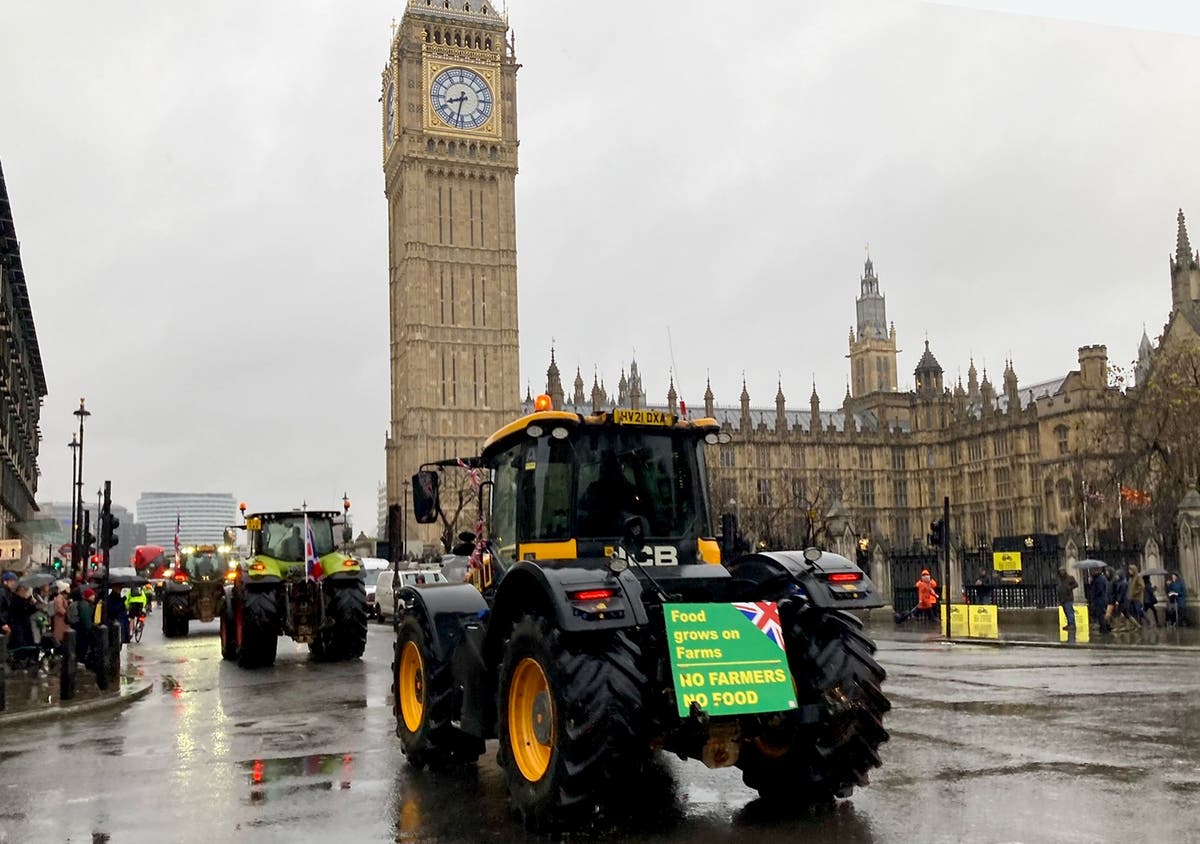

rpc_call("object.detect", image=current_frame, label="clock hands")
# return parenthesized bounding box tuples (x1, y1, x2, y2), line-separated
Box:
(448, 91, 469, 126)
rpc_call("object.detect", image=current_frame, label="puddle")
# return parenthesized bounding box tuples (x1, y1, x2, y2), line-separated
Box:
(241, 753, 355, 803)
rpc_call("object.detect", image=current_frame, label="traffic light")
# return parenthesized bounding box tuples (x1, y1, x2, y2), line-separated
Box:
(101, 511, 120, 550)
(928, 519, 944, 548)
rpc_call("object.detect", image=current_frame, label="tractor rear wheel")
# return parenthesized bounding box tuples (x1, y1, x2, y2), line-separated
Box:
(311, 581, 368, 662)
(393, 615, 483, 770)
(497, 614, 646, 829)
(737, 605, 890, 804)
(236, 588, 279, 669)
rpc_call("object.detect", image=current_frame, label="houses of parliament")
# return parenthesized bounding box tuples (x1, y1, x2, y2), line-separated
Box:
(381, 1, 1198, 560)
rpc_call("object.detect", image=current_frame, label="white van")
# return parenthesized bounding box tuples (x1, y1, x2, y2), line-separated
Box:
(374, 568, 448, 623)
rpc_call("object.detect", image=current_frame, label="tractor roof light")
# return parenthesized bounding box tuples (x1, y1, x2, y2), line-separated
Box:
(534, 393, 552, 412)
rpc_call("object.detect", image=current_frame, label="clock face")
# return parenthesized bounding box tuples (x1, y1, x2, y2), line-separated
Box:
(385, 83, 395, 144)
(429, 67, 493, 131)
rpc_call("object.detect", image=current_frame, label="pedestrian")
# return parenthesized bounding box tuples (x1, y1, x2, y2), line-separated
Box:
(0, 570, 17, 644)
(1166, 573, 1188, 626)
(1057, 567, 1079, 631)
(897, 569, 939, 624)
(974, 568, 995, 604)
(73, 588, 97, 665)
(1127, 564, 1145, 626)
(1143, 575, 1160, 627)
(4, 582, 38, 658)
(1109, 566, 1134, 632)
(51, 580, 70, 646)
(1090, 566, 1110, 632)
(106, 584, 130, 643)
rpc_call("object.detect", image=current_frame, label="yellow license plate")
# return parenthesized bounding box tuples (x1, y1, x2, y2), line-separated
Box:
(613, 409, 674, 426)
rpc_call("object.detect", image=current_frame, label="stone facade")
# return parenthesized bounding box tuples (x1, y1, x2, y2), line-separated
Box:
(0, 159, 48, 543)
(383, 0, 521, 544)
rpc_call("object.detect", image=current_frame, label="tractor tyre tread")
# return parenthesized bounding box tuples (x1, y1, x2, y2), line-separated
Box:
(312, 582, 368, 662)
(237, 589, 278, 669)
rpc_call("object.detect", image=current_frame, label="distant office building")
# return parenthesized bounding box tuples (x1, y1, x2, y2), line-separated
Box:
(0, 160, 48, 543)
(137, 492, 237, 547)
(36, 501, 144, 559)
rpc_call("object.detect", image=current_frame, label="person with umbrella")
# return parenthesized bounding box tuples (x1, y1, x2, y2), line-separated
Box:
(1166, 573, 1188, 626)
(1057, 567, 1079, 632)
(1089, 565, 1110, 633)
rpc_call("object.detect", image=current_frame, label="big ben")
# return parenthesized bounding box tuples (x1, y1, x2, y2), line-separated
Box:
(382, 0, 521, 546)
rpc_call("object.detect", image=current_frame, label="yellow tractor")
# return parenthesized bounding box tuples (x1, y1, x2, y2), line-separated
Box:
(392, 400, 889, 828)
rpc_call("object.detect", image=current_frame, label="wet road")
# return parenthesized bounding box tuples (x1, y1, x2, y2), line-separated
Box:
(1, 615, 1198, 843)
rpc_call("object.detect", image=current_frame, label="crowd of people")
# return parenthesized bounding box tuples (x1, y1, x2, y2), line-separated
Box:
(1085, 565, 1189, 634)
(0, 571, 156, 672)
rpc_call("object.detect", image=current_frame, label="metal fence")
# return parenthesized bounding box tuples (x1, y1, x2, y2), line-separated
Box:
(890, 551, 940, 614)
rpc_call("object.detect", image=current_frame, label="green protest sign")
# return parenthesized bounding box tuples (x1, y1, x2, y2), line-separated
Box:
(664, 602, 797, 717)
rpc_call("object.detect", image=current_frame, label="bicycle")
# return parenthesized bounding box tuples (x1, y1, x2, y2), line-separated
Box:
(132, 613, 146, 643)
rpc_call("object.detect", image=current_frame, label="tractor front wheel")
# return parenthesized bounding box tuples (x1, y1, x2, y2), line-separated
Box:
(496, 614, 646, 829)
(236, 588, 279, 669)
(311, 581, 368, 662)
(393, 615, 483, 770)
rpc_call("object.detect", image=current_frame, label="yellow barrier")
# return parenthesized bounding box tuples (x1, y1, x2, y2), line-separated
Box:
(940, 604, 999, 638)
(1058, 605, 1090, 642)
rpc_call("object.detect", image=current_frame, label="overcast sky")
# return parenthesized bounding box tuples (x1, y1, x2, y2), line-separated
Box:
(2, 1, 1197, 528)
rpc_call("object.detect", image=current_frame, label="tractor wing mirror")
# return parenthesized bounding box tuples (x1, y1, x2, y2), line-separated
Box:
(412, 470, 440, 524)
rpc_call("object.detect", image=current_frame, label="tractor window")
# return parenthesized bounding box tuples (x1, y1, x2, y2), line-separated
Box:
(261, 517, 335, 561)
(574, 430, 704, 539)
(489, 443, 521, 561)
(184, 552, 223, 578)
(516, 437, 573, 542)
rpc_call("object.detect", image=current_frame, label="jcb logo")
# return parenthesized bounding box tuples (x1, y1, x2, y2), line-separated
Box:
(605, 545, 679, 566)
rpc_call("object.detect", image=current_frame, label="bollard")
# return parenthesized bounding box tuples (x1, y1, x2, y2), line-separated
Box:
(0, 635, 7, 712)
(60, 630, 77, 701)
(107, 621, 122, 684)
(93, 625, 110, 691)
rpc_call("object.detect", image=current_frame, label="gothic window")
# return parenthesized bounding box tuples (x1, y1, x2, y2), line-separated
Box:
(1057, 479, 1073, 512)
(892, 479, 908, 508)
(859, 479, 875, 508)
(473, 351, 479, 403)
(995, 467, 1012, 498)
(967, 439, 983, 461)
(485, 38, 492, 50)
(952, 475, 963, 503)
(891, 448, 905, 471)
(441, 351, 447, 403)
(719, 449, 735, 468)
(1055, 424, 1069, 455)
(448, 141, 456, 156)
(451, 354, 458, 404)
(969, 470, 985, 501)
(1032, 506, 1044, 532)
(756, 479, 771, 506)
(439, 268, 446, 323)
(489, 145, 498, 160)
(471, 270, 477, 325)
(448, 186, 454, 243)
(1027, 427, 1040, 452)
(482, 351, 489, 406)
(791, 478, 805, 502)
(427, 139, 435, 153)
(434, 29, 442, 44)
(449, 271, 456, 323)
(479, 188, 486, 245)
(469, 189, 475, 246)
(437, 186, 444, 243)
(890, 516, 907, 545)
(993, 433, 1010, 457)
(480, 275, 487, 325)
(971, 510, 988, 544)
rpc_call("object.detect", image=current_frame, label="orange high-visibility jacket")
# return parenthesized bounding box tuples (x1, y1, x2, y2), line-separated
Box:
(916, 579, 940, 609)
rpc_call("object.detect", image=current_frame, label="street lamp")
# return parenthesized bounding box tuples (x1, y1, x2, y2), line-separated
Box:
(73, 398, 90, 578)
(68, 433, 80, 577)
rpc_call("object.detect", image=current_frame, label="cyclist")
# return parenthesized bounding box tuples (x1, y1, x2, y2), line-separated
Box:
(126, 587, 148, 640)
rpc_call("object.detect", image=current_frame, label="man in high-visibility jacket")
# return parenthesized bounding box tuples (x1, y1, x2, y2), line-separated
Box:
(896, 569, 940, 624)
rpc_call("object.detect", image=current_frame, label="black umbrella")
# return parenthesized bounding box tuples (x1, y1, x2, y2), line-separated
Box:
(1074, 559, 1108, 570)
(18, 572, 55, 589)
(1140, 568, 1170, 577)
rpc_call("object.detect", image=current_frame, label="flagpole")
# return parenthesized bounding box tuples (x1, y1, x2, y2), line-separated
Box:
(1118, 482, 1125, 544)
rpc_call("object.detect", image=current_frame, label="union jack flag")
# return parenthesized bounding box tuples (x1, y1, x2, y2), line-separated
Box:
(731, 601, 786, 650)
(173, 511, 181, 557)
(457, 457, 482, 491)
(304, 513, 324, 581)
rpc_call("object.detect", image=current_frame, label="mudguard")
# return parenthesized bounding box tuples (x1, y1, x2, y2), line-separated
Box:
(398, 583, 489, 663)
(488, 560, 646, 640)
(728, 549, 885, 610)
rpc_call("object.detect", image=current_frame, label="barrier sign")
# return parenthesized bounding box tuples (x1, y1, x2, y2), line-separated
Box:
(1059, 605, 1090, 642)
(664, 603, 797, 717)
(967, 605, 999, 639)
(993, 551, 1022, 578)
(939, 604, 970, 637)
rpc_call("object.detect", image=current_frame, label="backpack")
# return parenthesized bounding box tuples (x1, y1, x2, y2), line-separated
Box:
(67, 600, 80, 625)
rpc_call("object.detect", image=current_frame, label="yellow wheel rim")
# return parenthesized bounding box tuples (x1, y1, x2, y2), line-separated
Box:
(398, 640, 425, 733)
(508, 657, 554, 782)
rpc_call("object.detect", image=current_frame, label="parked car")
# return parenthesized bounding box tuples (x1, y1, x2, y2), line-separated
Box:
(374, 568, 447, 623)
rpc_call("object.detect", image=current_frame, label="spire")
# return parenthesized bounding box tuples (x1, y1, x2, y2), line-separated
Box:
(809, 380, 820, 434)
(525, 382, 532, 403)
(572, 366, 585, 406)
(591, 372, 603, 413)
(617, 368, 629, 405)
(545, 345, 563, 410)
(967, 357, 979, 398)
(1177, 208, 1194, 267)
(739, 377, 751, 431)
(667, 376, 678, 414)
(703, 377, 714, 418)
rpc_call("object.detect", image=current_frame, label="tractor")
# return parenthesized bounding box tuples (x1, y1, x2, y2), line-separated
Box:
(161, 544, 232, 638)
(220, 508, 366, 668)
(392, 401, 890, 828)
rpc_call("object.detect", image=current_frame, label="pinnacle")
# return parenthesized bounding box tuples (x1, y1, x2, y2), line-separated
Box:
(1178, 208, 1194, 265)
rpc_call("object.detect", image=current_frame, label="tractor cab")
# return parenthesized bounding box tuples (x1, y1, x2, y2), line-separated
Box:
(413, 406, 732, 582)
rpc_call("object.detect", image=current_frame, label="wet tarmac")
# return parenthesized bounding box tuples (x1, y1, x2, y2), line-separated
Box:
(0, 614, 1197, 843)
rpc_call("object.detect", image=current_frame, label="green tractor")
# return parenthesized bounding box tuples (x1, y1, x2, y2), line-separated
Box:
(162, 544, 232, 638)
(221, 508, 367, 669)
(392, 403, 890, 828)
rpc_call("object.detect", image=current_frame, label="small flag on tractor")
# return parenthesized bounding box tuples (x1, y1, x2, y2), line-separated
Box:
(303, 512, 324, 581)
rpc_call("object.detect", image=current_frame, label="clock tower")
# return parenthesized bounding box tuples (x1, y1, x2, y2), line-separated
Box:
(382, 0, 521, 547)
